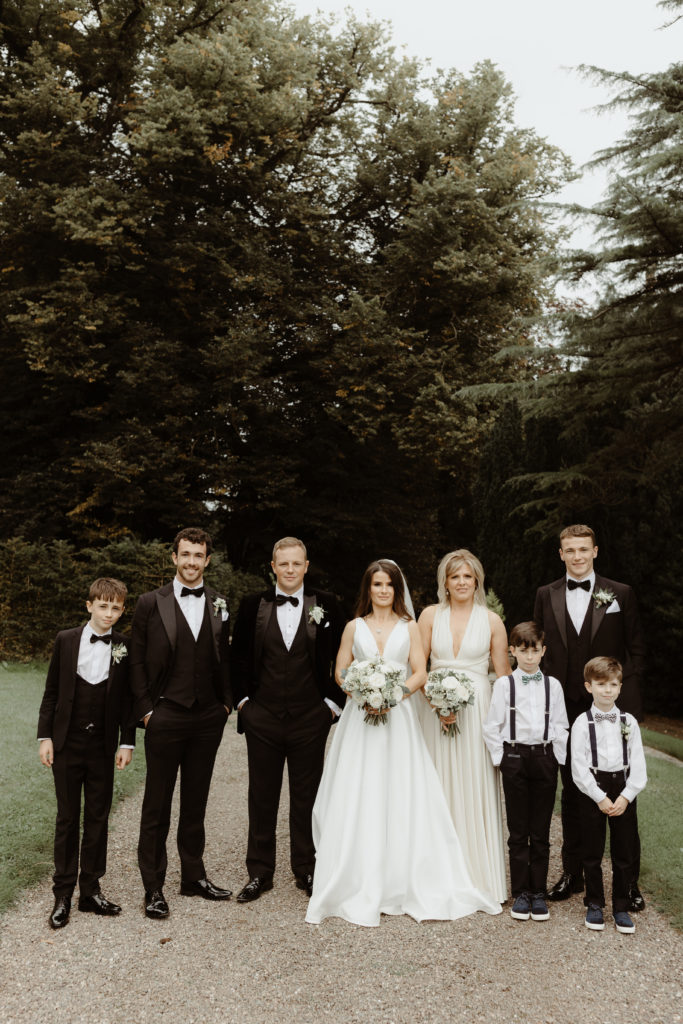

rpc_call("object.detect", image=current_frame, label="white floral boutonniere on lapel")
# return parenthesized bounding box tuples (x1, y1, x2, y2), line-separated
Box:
(111, 643, 127, 664)
(592, 587, 616, 609)
(621, 720, 633, 740)
(213, 596, 228, 617)
(308, 603, 326, 625)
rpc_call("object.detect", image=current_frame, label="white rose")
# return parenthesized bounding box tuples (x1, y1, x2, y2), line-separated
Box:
(391, 685, 405, 703)
(367, 691, 384, 709)
(369, 672, 385, 688)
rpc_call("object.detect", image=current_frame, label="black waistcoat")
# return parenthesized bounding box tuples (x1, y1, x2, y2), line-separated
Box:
(70, 675, 107, 734)
(565, 601, 593, 708)
(256, 604, 319, 717)
(163, 602, 217, 708)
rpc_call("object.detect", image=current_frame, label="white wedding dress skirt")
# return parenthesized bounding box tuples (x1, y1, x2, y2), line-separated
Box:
(416, 603, 507, 903)
(306, 618, 502, 926)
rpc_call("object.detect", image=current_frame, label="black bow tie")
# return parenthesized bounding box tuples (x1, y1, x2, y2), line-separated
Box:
(180, 586, 204, 598)
(90, 633, 112, 644)
(567, 579, 591, 592)
(594, 711, 617, 724)
(276, 594, 299, 607)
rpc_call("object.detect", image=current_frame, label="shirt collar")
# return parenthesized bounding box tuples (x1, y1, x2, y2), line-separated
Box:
(275, 584, 304, 602)
(84, 623, 112, 640)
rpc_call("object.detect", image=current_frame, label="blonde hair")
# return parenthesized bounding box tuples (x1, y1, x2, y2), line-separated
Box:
(437, 549, 486, 607)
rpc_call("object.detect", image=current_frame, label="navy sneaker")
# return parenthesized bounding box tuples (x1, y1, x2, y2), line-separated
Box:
(530, 893, 550, 921)
(614, 911, 635, 934)
(510, 893, 531, 920)
(585, 904, 605, 930)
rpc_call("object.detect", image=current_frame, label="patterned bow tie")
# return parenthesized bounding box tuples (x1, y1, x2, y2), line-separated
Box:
(594, 711, 617, 723)
(276, 594, 299, 607)
(521, 671, 542, 685)
(90, 633, 112, 644)
(567, 579, 591, 592)
(180, 586, 204, 598)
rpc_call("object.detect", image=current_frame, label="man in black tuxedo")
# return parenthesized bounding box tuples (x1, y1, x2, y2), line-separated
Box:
(533, 524, 645, 909)
(230, 537, 346, 901)
(130, 527, 232, 919)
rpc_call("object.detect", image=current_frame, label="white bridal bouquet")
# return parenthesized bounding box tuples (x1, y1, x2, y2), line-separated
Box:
(343, 658, 408, 726)
(424, 668, 475, 737)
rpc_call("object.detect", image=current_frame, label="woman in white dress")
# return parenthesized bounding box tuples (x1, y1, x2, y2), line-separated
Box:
(306, 559, 501, 927)
(417, 549, 510, 905)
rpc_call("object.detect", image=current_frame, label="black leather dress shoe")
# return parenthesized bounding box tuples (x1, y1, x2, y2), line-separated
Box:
(78, 891, 122, 916)
(628, 883, 646, 912)
(295, 874, 314, 897)
(180, 877, 232, 900)
(49, 896, 71, 929)
(547, 872, 584, 901)
(235, 877, 273, 903)
(144, 889, 170, 919)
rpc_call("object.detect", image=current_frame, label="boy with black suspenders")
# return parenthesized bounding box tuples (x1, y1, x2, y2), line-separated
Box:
(484, 622, 568, 922)
(571, 656, 646, 933)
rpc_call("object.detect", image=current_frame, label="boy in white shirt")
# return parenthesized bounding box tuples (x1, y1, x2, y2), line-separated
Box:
(571, 656, 646, 933)
(484, 622, 568, 922)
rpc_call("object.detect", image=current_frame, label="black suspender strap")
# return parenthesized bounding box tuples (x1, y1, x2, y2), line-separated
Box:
(620, 712, 629, 777)
(543, 673, 550, 743)
(508, 675, 516, 744)
(586, 708, 599, 772)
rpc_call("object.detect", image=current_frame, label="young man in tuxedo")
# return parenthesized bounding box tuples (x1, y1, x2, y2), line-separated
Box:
(38, 577, 135, 929)
(230, 537, 346, 902)
(130, 527, 232, 919)
(533, 524, 645, 911)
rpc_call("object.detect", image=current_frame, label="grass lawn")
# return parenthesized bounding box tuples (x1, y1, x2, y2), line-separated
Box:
(640, 727, 683, 762)
(0, 661, 146, 912)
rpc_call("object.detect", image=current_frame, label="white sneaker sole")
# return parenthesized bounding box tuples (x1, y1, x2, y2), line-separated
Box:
(510, 910, 530, 920)
(615, 923, 635, 933)
(585, 920, 605, 931)
(531, 911, 550, 921)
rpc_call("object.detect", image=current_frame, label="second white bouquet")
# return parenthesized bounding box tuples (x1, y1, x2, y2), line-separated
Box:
(424, 668, 475, 737)
(343, 657, 408, 726)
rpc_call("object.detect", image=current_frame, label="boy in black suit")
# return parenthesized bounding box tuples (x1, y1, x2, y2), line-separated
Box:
(38, 577, 134, 929)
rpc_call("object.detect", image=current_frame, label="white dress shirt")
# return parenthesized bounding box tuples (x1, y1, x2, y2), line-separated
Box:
(565, 570, 595, 634)
(78, 623, 113, 684)
(483, 668, 569, 766)
(275, 584, 304, 650)
(571, 703, 647, 805)
(173, 577, 207, 639)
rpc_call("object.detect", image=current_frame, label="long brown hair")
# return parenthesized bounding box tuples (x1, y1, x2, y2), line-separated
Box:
(354, 560, 411, 620)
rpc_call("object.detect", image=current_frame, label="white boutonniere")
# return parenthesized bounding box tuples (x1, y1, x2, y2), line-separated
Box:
(213, 596, 227, 617)
(111, 643, 127, 664)
(593, 587, 616, 609)
(308, 604, 326, 625)
(621, 721, 633, 740)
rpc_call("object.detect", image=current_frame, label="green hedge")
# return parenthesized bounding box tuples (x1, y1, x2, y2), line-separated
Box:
(0, 538, 264, 660)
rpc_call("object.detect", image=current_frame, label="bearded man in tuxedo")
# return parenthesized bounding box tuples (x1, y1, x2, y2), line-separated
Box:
(230, 537, 345, 902)
(533, 524, 645, 911)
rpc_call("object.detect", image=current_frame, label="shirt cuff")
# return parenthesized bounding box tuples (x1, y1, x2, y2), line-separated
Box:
(119, 745, 135, 750)
(237, 697, 249, 710)
(324, 698, 342, 718)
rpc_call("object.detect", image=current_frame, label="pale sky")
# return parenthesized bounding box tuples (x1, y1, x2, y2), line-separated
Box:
(290, 0, 681, 243)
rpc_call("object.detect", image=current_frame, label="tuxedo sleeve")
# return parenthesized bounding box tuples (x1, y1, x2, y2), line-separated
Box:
(115, 637, 136, 746)
(622, 587, 646, 710)
(37, 632, 64, 739)
(218, 613, 233, 710)
(323, 595, 347, 706)
(129, 594, 155, 723)
(229, 597, 255, 707)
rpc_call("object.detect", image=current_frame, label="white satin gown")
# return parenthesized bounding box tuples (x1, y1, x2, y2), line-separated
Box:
(306, 617, 502, 926)
(416, 603, 507, 903)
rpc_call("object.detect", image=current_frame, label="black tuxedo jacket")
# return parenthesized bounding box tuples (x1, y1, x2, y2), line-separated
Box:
(533, 573, 645, 719)
(230, 586, 346, 713)
(37, 626, 135, 755)
(129, 582, 232, 723)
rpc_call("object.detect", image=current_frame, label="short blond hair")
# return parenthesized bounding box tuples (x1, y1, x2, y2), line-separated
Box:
(436, 549, 486, 607)
(272, 537, 307, 560)
(560, 524, 596, 546)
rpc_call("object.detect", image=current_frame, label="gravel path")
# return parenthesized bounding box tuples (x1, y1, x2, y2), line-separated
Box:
(1, 722, 681, 1024)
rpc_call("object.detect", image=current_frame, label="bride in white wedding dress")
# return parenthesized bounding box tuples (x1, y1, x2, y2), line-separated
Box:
(306, 559, 502, 927)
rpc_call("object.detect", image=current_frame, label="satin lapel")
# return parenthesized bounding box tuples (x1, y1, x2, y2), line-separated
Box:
(156, 587, 177, 651)
(590, 575, 608, 642)
(303, 592, 317, 667)
(254, 596, 272, 673)
(68, 628, 83, 693)
(205, 587, 223, 660)
(550, 580, 568, 649)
